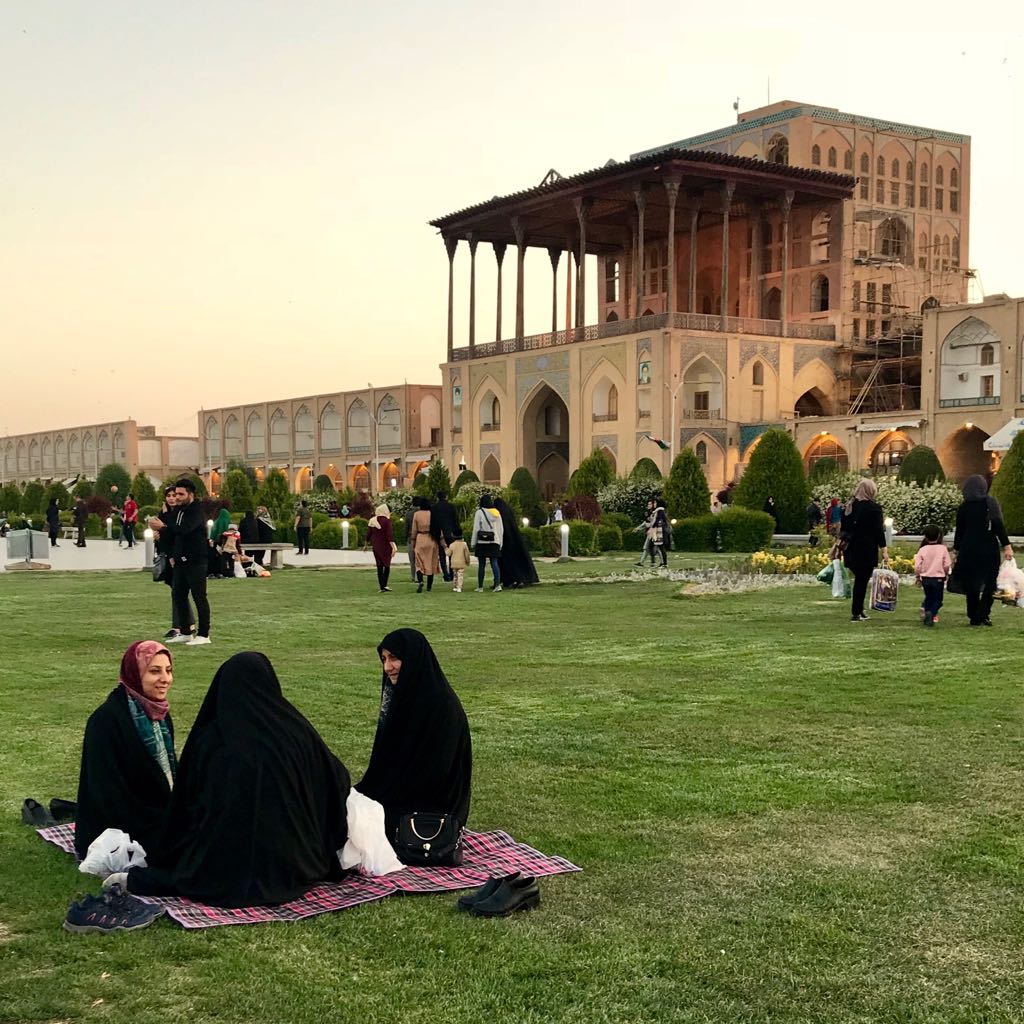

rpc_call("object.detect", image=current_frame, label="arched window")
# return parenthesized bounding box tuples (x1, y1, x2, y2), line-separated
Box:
(83, 433, 96, 470)
(480, 392, 500, 430)
(766, 134, 788, 165)
(592, 378, 618, 421)
(270, 409, 289, 456)
(17, 441, 27, 475)
(98, 431, 112, 466)
(843, 149, 853, 170)
(113, 429, 125, 462)
(482, 454, 501, 485)
(872, 433, 913, 475)
(605, 310, 619, 322)
(891, 159, 900, 179)
(811, 274, 830, 312)
(804, 435, 849, 471)
(935, 166, 944, 186)
(347, 401, 371, 451)
(69, 435, 81, 468)
(920, 162, 929, 183)
(981, 344, 994, 366)
(952, 236, 960, 265)
(950, 167, 959, 188)
(811, 144, 821, 165)
(320, 405, 341, 450)
(41, 438, 53, 473)
(377, 395, 402, 450)
(29, 439, 40, 474)
(223, 415, 241, 458)
(906, 160, 914, 181)
(921, 296, 939, 313)
(293, 407, 314, 454)
(764, 287, 782, 320)
(353, 464, 370, 492)
(857, 224, 869, 257)
(246, 413, 265, 456)
(811, 210, 830, 263)
(859, 152, 869, 174)
(205, 417, 221, 460)
(752, 361, 764, 386)
(876, 155, 885, 176)
(877, 217, 908, 261)
(695, 440, 708, 465)
(55, 436, 67, 472)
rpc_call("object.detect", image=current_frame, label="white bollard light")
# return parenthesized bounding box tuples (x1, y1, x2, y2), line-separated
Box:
(559, 522, 570, 561)
(342, 519, 350, 549)
(105, 516, 113, 540)
(522, 517, 529, 528)
(884, 517, 894, 549)
(144, 528, 155, 567)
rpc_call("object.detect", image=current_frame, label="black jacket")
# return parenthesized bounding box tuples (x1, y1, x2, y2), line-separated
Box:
(953, 497, 1009, 585)
(75, 687, 175, 860)
(238, 512, 260, 545)
(841, 499, 886, 573)
(159, 499, 207, 563)
(46, 504, 60, 528)
(431, 498, 460, 541)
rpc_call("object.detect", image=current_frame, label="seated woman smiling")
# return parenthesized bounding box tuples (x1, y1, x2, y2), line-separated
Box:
(75, 641, 178, 862)
(356, 629, 472, 849)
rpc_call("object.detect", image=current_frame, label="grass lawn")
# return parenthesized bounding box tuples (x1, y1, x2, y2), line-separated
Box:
(1, 560, 1022, 1023)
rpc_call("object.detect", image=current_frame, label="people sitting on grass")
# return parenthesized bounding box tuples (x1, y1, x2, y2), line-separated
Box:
(355, 629, 472, 848)
(124, 653, 351, 907)
(75, 642, 178, 862)
(207, 507, 231, 578)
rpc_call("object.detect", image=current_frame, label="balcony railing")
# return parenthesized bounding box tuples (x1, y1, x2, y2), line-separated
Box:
(451, 312, 834, 360)
(682, 409, 722, 421)
(591, 413, 618, 423)
(480, 423, 500, 432)
(939, 396, 1000, 408)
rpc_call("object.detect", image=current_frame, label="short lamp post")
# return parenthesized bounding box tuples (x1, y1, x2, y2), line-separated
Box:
(884, 517, 894, 549)
(558, 522, 570, 562)
(522, 517, 530, 528)
(341, 519, 350, 549)
(105, 517, 112, 540)
(143, 528, 155, 568)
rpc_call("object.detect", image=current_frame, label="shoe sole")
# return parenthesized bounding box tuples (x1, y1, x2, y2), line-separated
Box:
(470, 893, 540, 917)
(63, 915, 162, 934)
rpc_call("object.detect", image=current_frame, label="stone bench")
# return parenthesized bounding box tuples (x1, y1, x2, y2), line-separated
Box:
(246, 542, 291, 569)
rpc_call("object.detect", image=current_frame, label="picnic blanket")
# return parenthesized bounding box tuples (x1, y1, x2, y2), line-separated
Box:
(38, 823, 579, 929)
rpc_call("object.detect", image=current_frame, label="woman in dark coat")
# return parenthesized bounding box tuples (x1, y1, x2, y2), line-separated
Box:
(127, 653, 350, 907)
(367, 503, 397, 592)
(493, 497, 539, 588)
(252, 505, 275, 566)
(356, 629, 472, 843)
(45, 498, 61, 547)
(75, 641, 177, 860)
(840, 478, 889, 622)
(238, 509, 259, 551)
(953, 474, 1012, 626)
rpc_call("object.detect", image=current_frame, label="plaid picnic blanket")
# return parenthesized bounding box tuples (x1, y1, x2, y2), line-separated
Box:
(38, 823, 579, 929)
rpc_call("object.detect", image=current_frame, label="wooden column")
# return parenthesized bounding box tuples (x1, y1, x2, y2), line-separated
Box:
(720, 180, 735, 319)
(780, 190, 794, 336)
(444, 234, 458, 360)
(574, 198, 590, 332)
(467, 233, 478, 354)
(749, 204, 763, 318)
(633, 186, 646, 317)
(511, 216, 526, 342)
(548, 247, 561, 333)
(565, 236, 574, 332)
(688, 203, 700, 313)
(493, 242, 507, 342)
(664, 176, 681, 317)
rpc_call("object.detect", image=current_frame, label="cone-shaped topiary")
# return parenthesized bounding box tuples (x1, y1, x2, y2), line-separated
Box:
(734, 428, 809, 532)
(256, 469, 290, 518)
(509, 466, 544, 526)
(629, 457, 663, 481)
(423, 460, 453, 500)
(453, 469, 479, 493)
(220, 469, 255, 513)
(130, 472, 157, 507)
(990, 432, 1024, 533)
(1, 482, 22, 514)
(663, 449, 710, 520)
(568, 449, 615, 498)
(96, 463, 131, 499)
(897, 444, 945, 486)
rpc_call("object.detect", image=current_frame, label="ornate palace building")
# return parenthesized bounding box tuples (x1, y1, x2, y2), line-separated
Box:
(431, 101, 985, 494)
(197, 384, 442, 494)
(0, 420, 199, 488)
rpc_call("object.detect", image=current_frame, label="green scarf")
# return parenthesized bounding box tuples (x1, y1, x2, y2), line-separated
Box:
(210, 508, 231, 540)
(127, 696, 177, 789)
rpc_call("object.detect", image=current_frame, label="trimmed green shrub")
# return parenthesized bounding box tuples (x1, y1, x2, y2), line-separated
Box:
(596, 523, 623, 551)
(672, 515, 717, 551)
(257, 469, 290, 518)
(629, 457, 663, 481)
(567, 449, 615, 498)
(663, 449, 709, 520)
(716, 507, 775, 551)
(21, 481, 46, 515)
(226, 459, 258, 489)
(622, 527, 646, 551)
(898, 445, 945, 486)
(220, 469, 255, 514)
(313, 474, 336, 492)
(509, 467, 544, 527)
(310, 521, 342, 549)
(423, 460, 453, 500)
(1, 482, 22, 513)
(129, 473, 157, 508)
(391, 516, 407, 546)
(539, 520, 597, 556)
(734, 428, 809, 532)
(349, 516, 369, 546)
(600, 511, 633, 533)
(991, 432, 1024, 533)
(96, 463, 132, 500)
(453, 469, 479, 493)
(44, 481, 71, 510)
(72, 479, 94, 500)
(808, 456, 841, 484)
(520, 525, 542, 553)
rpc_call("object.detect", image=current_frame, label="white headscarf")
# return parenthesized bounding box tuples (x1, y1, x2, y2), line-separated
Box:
(845, 478, 877, 515)
(368, 504, 390, 530)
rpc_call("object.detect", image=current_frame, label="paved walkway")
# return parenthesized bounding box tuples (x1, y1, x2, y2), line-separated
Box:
(1, 539, 405, 573)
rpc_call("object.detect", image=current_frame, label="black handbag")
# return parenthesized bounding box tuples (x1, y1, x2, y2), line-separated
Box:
(475, 510, 496, 544)
(947, 560, 965, 595)
(394, 812, 463, 867)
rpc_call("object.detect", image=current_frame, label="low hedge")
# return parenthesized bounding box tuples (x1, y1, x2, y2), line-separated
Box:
(539, 519, 597, 556)
(595, 523, 623, 551)
(310, 522, 342, 549)
(520, 525, 543, 553)
(672, 508, 775, 552)
(600, 511, 635, 533)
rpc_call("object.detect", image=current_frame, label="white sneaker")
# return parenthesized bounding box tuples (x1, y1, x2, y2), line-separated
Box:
(475, 587, 484, 593)
(186, 635, 211, 646)
(493, 584, 503, 592)
(165, 633, 192, 644)
(453, 587, 461, 593)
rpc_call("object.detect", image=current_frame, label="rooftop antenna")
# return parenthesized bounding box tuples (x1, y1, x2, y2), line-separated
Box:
(733, 97, 740, 123)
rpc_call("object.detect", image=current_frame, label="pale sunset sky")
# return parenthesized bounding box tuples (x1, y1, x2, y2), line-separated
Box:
(2, 0, 1021, 437)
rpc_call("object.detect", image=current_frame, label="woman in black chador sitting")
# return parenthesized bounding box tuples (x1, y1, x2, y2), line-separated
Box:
(75, 641, 178, 861)
(126, 652, 350, 907)
(356, 629, 472, 843)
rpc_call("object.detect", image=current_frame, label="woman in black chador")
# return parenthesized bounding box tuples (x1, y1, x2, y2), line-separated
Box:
(127, 652, 350, 907)
(953, 474, 1013, 626)
(356, 629, 472, 841)
(493, 497, 539, 588)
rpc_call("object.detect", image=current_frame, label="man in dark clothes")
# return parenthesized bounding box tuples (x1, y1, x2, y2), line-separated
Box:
(150, 479, 211, 646)
(806, 498, 823, 545)
(73, 499, 88, 547)
(432, 491, 460, 582)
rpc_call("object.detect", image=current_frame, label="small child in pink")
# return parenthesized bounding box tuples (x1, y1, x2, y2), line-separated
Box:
(914, 524, 952, 627)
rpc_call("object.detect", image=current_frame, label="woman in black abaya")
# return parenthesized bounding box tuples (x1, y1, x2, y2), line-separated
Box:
(356, 629, 472, 841)
(127, 652, 350, 907)
(493, 497, 539, 588)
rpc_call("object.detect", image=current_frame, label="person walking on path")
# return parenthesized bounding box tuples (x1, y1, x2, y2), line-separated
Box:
(404, 498, 419, 583)
(447, 531, 471, 592)
(368, 504, 397, 593)
(840, 479, 889, 622)
(470, 493, 504, 592)
(149, 478, 211, 646)
(294, 501, 312, 555)
(915, 524, 952, 628)
(952, 474, 1013, 627)
(73, 499, 88, 547)
(432, 491, 460, 582)
(45, 498, 61, 548)
(411, 497, 442, 593)
(634, 499, 657, 568)
(652, 497, 671, 568)
(122, 494, 139, 548)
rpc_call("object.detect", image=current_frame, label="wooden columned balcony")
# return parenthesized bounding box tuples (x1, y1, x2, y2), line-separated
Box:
(449, 311, 835, 362)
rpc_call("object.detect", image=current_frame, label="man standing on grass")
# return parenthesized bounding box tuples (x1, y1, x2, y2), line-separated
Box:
(149, 479, 211, 646)
(122, 493, 139, 548)
(73, 499, 88, 547)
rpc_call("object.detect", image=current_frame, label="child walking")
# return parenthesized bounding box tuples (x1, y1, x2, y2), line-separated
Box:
(447, 532, 471, 593)
(915, 524, 951, 627)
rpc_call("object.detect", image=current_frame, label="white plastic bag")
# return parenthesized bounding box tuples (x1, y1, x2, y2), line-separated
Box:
(338, 790, 403, 876)
(232, 560, 246, 579)
(997, 558, 1024, 597)
(79, 828, 148, 877)
(831, 558, 845, 599)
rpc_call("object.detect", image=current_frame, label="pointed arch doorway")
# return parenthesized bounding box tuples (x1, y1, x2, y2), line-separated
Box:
(522, 384, 570, 499)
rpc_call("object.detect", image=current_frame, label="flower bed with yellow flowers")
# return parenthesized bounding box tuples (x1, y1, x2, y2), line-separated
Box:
(746, 547, 916, 576)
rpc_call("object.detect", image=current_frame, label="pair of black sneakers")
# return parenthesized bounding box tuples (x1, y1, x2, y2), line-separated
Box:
(456, 871, 540, 917)
(21, 798, 75, 827)
(64, 884, 165, 934)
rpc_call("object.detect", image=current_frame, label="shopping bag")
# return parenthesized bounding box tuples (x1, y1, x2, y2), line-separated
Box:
(816, 562, 835, 585)
(870, 567, 899, 612)
(831, 559, 846, 599)
(79, 828, 148, 877)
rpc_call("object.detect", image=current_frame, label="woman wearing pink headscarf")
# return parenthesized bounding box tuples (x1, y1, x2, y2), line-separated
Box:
(74, 642, 178, 860)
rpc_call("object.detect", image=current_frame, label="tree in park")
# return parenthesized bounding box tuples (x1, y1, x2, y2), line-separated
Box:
(0, 482, 22, 514)
(990, 432, 1024, 533)
(96, 463, 132, 502)
(226, 458, 258, 489)
(453, 468, 479, 493)
(44, 481, 71, 510)
(257, 469, 291, 517)
(509, 466, 544, 526)
(72, 479, 94, 500)
(734, 428, 809, 532)
(220, 469, 255, 513)
(568, 449, 615, 498)
(130, 473, 157, 508)
(313, 474, 337, 493)
(21, 481, 46, 515)
(629, 457, 663, 482)
(663, 449, 710, 520)
(808, 456, 841, 485)
(423, 459, 453, 500)
(897, 445, 945, 486)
